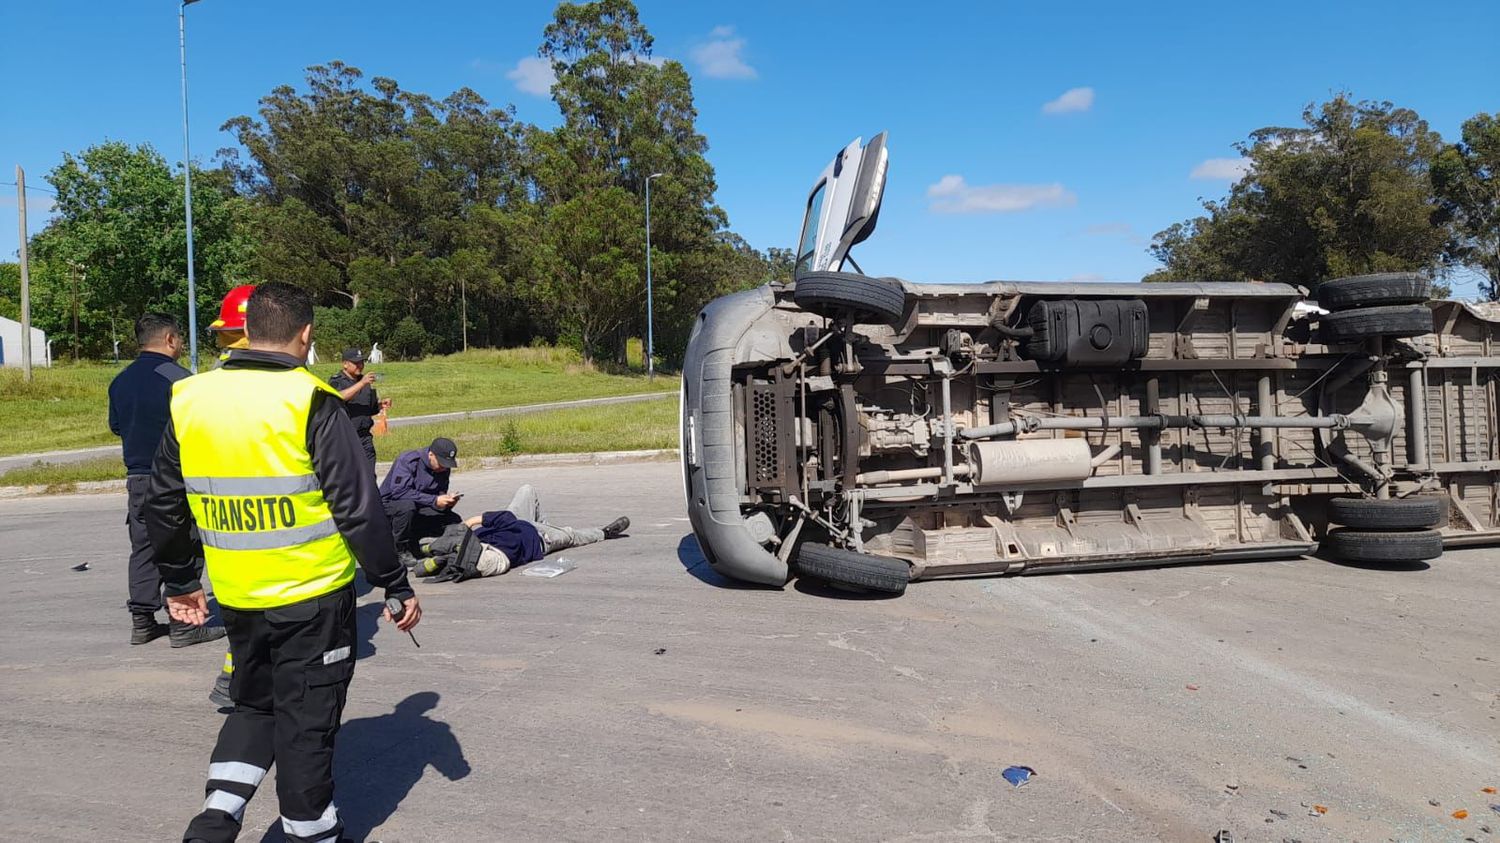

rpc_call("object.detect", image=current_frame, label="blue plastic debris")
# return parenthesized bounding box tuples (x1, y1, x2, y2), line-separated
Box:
(1002, 766, 1036, 788)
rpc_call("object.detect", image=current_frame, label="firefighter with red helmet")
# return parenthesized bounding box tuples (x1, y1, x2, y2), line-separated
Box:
(210, 283, 255, 365)
(200, 284, 255, 707)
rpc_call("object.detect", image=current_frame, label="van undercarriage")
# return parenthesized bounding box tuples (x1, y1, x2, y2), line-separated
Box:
(681, 135, 1500, 594)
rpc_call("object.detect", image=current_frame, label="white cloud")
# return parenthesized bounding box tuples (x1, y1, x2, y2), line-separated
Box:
(926, 175, 1077, 214)
(690, 25, 756, 79)
(1042, 86, 1094, 115)
(504, 56, 555, 96)
(1190, 157, 1252, 181)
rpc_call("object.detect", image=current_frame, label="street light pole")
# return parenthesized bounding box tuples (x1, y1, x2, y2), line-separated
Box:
(179, 0, 203, 371)
(644, 172, 664, 380)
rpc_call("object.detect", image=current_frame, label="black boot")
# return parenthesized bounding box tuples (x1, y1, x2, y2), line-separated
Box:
(208, 670, 233, 710)
(130, 612, 168, 645)
(602, 516, 630, 538)
(170, 620, 227, 648)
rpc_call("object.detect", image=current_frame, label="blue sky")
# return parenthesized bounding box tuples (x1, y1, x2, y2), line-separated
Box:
(3, 0, 1497, 294)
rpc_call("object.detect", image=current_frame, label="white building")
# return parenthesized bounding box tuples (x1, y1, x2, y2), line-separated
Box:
(0, 316, 50, 368)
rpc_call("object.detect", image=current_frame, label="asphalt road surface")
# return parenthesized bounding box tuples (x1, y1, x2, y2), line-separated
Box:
(1, 461, 1496, 842)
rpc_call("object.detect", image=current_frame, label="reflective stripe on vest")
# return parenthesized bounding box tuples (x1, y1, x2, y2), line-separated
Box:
(171, 366, 355, 609)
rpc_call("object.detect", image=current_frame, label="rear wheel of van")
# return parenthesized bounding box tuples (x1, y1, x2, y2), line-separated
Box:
(795, 543, 910, 595)
(1320, 304, 1433, 343)
(1316, 273, 1432, 311)
(1322, 528, 1443, 563)
(793, 272, 908, 327)
(1328, 496, 1445, 531)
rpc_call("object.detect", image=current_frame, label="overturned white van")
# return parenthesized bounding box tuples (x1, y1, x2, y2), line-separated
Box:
(681, 133, 1500, 594)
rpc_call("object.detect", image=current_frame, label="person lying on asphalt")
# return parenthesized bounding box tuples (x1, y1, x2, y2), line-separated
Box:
(409, 484, 628, 582)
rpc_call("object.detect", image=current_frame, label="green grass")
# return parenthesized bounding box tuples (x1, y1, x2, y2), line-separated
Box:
(0, 456, 127, 490)
(0, 346, 676, 458)
(375, 393, 678, 462)
(0, 396, 679, 488)
(0, 364, 124, 456)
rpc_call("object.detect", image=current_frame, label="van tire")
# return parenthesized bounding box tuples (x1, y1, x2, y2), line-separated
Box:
(793, 273, 908, 326)
(1320, 304, 1433, 343)
(1328, 496, 1445, 530)
(1316, 273, 1432, 311)
(1323, 528, 1443, 563)
(796, 544, 910, 594)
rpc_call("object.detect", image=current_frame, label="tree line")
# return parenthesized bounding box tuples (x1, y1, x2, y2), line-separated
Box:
(5, 13, 1496, 365)
(1148, 95, 1498, 300)
(5, 0, 789, 363)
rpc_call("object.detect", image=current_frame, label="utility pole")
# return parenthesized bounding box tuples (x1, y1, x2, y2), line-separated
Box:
(179, 0, 203, 371)
(644, 172, 665, 380)
(15, 166, 32, 381)
(70, 262, 82, 362)
(461, 275, 468, 352)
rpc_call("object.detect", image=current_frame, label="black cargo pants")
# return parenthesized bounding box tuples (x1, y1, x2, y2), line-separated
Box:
(125, 474, 163, 614)
(184, 586, 356, 843)
(383, 499, 462, 552)
(127, 475, 206, 614)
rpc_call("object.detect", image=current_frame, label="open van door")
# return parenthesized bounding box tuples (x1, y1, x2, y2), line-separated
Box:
(793, 132, 889, 278)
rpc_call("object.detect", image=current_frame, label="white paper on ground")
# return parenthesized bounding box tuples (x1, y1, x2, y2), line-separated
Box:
(521, 558, 576, 578)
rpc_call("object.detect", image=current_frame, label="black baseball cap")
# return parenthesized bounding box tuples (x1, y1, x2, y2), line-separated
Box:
(429, 437, 459, 469)
(341, 347, 366, 363)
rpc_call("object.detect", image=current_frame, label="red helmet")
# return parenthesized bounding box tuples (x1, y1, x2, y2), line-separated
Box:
(210, 284, 255, 332)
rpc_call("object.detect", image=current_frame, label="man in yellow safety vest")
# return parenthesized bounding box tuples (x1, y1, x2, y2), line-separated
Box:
(146, 282, 421, 842)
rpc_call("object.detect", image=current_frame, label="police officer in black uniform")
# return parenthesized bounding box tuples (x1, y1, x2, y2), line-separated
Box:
(327, 347, 388, 468)
(146, 283, 420, 843)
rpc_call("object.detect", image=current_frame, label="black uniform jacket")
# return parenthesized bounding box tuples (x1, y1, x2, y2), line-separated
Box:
(144, 348, 414, 602)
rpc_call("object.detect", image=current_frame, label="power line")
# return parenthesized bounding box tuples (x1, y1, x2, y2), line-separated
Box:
(0, 180, 59, 197)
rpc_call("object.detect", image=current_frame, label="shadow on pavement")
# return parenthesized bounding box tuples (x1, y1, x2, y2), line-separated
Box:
(1317, 552, 1432, 573)
(676, 534, 780, 590)
(352, 573, 387, 659)
(791, 576, 904, 601)
(258, 691, 470, 843)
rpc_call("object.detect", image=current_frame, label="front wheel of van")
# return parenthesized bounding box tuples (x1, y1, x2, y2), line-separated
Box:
(793, 272, 908, 327)
(795, 544, 910, 595)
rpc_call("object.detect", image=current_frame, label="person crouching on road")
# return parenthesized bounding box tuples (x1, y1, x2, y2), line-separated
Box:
(145, 282, 421, 843)
(413, 484, 629, 582)
(380, 437, 463, 564)
(327, 347, 389, 468)
(109, 313, 226, 650)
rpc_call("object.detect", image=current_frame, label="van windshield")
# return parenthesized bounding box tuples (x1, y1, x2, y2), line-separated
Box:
(794, 181, 827, 277)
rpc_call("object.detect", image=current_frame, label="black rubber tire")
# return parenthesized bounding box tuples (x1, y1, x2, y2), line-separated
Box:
(1316, 273, 1432, 311)
(1320, 304, 1433, 343)
(795, 544, 910, 595)
(1322, 528, 1443, 563)
(1328, 496, 1444, 530)
(793, 272, 907, 326)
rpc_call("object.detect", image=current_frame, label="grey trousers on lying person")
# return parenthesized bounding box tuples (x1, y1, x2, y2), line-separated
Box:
(427, 485, 605, 577)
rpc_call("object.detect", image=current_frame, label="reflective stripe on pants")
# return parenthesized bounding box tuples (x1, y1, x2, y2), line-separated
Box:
(181, 587, 356, 843)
